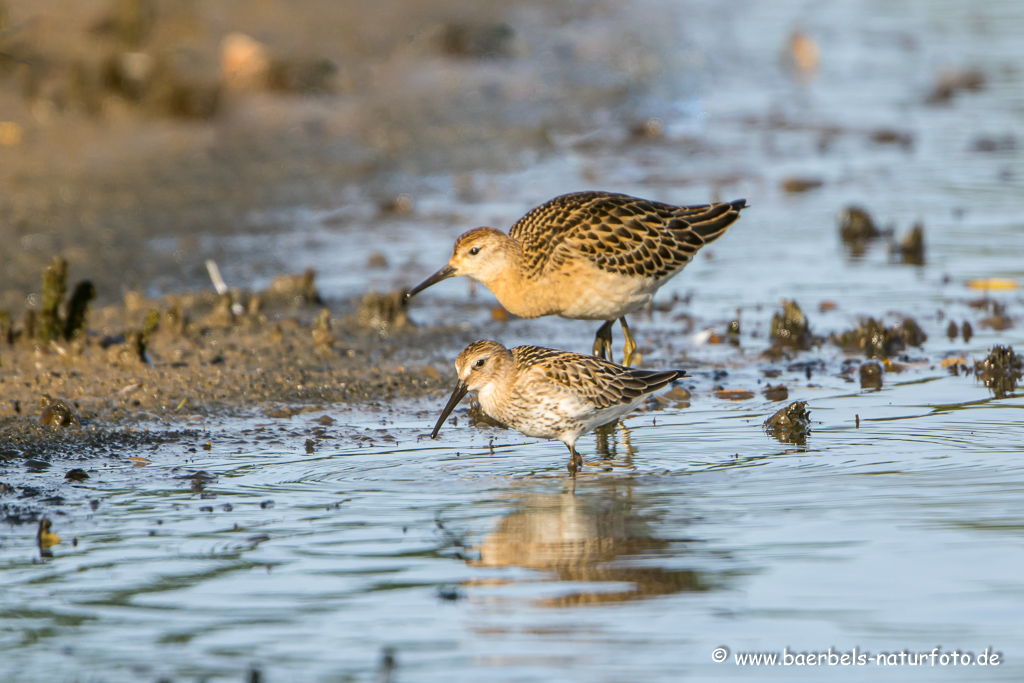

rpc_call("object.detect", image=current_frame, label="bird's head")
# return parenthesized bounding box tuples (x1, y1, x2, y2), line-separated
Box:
(431, 340, 514, 438)
(407, 228, 517, 298)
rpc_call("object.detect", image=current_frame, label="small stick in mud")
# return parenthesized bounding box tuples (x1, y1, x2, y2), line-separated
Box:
(206, 259, 244, 315)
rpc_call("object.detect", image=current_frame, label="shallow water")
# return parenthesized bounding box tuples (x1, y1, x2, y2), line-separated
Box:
(3, 0, 1024, 680)
(2, 378, 1023, 681)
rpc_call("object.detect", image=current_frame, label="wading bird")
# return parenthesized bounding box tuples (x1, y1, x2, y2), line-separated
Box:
(407, 191, 746, 366)
(432, 340, 685, 474)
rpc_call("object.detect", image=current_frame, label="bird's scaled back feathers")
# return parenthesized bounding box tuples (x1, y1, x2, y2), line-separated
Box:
(511, 344, 683, 410)
(509, 192, 747, 280)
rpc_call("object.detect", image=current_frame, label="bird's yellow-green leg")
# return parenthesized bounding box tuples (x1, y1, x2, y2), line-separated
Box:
(592, 320, 615, 362)
(620, 317, 641, 367)
(566, 443, 584, 475)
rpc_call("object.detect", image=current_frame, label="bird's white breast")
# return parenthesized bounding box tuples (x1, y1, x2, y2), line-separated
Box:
(552, 261, 680, 321)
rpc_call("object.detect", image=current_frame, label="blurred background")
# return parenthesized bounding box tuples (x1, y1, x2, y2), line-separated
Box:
(0, 0, 715, 308)
(1, 0, 1016, 314)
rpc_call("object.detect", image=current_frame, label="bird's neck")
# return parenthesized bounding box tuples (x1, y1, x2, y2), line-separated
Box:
(477, 357, 518, 419)
(479, 238, 554, 319)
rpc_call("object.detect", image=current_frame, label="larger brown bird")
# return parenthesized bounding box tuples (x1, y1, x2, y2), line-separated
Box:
(406, 191, 746, 366)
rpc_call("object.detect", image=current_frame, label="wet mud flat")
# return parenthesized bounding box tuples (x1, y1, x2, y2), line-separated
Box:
(0, 263, 482, 537)
(2, 249, 1020, 530)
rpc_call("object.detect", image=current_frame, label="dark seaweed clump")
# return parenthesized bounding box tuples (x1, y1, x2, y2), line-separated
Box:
(763, 401, 811, 445)
(831, 317, 926, 359)
(838, 206, 881, 256)
(974, 345, 1022, 398)
(770, 300, 816, 350)
(859, 361, 883, 390)
(891, 222, 925, 266)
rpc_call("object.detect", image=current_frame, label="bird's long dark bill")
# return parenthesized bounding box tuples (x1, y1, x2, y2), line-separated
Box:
(431, 380, 469, 438)
(407, 264, 457, 299)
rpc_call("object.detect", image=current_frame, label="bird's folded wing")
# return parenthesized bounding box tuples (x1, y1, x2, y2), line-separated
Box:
(510, 192, 745, 280)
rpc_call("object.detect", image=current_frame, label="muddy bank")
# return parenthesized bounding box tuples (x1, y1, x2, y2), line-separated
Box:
(0, 264, 476, 461)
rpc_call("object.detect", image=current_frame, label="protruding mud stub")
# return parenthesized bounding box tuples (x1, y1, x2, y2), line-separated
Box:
(109, 330, 148, 365)
(769, 300, 816, 350)
(312, 308, 335, 352)
(204, 294, 236, 328)
(726, 318, 741, 346)
(974, 345, 1022, 398)
(142, 309, 160, 338)
(947, 320, 959, 340)
(891, 222, 925, 266)
(99, 0, 156, 48)
(926, 67, 986, 105)
(831, 317, 927, 359)
(30, 258, 97, 344)
(781, 177, 823, 193)
(962, 321, 974, 343)
(838, 206, 881, 256)
(267, 55, 338, 94)
(0, 311, 12, 345)
(266, 269, 322, 307)
(859, 361, 883, 390)
(22, 310, 36, 340)
(979, 300, 1013, 331)
(354, 290, 410, 337)
(63, 281, 97, 340)
(39, 257, 69, 344)
(39, 396, 81, 428)
(762, 384, 788, 401)
(164, 303, 190, 336)
(437, 21, 517, 59)
(65, 468, 90, 482)
(763, 401, 811, 445)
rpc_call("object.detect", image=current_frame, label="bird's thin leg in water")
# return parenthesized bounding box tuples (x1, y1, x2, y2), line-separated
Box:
(566, 443, 584, 475)
(620, 317, 641, 367)
(592, 320, 615, 362)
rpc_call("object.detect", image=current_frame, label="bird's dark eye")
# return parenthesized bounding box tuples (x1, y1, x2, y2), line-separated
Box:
(468, 246, 481, 256)
(473, 358, 486, 369)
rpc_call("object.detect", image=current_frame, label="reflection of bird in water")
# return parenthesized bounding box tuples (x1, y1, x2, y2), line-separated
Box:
(431, 340, 684, 473)
(469, 486, 707, 607)
(407, 191, 746, 366)
(592, 421, 637, 466)
(783, 30, 820, 79)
